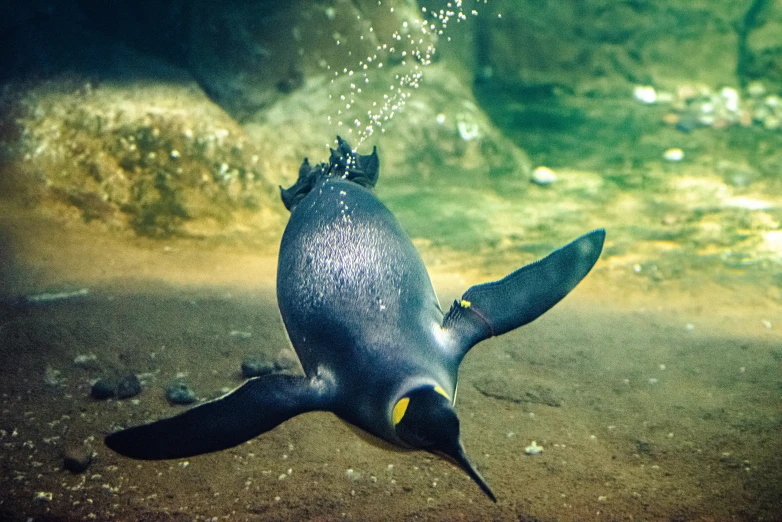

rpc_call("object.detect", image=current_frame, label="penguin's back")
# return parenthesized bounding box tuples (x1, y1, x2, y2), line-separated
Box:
(277, 178, 441, 377)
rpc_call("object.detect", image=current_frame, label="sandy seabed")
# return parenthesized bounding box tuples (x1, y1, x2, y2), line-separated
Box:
(0, 205, 780, 521)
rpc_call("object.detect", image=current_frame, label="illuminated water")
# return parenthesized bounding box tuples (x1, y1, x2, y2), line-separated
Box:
(0, 1, 780, 520)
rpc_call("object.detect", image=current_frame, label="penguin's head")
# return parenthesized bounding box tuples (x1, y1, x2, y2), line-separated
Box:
(392, 385, 496, 502)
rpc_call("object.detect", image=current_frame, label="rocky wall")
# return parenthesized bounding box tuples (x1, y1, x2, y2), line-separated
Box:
(472, 0, 782, 94)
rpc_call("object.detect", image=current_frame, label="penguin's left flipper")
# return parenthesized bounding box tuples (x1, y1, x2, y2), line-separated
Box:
(105, 374, 332, 460)
(443, 229, 605, 355)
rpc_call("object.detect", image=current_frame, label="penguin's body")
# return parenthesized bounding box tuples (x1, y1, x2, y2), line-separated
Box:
(106, 138, 606, 502)
(278, 174, 456, 445)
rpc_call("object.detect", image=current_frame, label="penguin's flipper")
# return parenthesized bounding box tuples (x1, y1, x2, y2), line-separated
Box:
(443, 229, 605, 355)
(105, 374, 332, 460)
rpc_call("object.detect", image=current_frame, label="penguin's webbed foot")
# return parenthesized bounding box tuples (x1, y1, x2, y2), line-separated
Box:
(329, 136, 379, 188)
(280, 137, 380, 211)
(281, 158, 329, 211)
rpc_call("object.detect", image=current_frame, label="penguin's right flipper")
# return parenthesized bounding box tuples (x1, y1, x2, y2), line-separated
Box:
(443, 229, 605, 356)
(105, 374, 332, 460)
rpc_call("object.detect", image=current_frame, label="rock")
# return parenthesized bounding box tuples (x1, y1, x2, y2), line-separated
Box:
(43, 365, 62, 387)
(166, 381, 197, 405)
(531, 166, 557, 186)
(479, 0, 742, 95)
(91, 379, 116, 400)
(635, 440, 653, 456)
(33, 492, 53, 504)
(63, 442, 92, 473)
(274, 349, 298, 372)
(633, 85, 657, 104)
(663, 148, 684, 161)
(187, 0, 432, 117)
(116, 374, 141, 399)
(524, 441, 543, 455)
(0, 58, 284, 240)
(241, 356, 276, 378)
(73, 354, 100, 371)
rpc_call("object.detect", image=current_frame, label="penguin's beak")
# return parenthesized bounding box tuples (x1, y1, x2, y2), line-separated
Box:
(438, 443, 497, 503)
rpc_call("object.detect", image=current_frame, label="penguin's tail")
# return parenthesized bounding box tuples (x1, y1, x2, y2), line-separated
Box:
(105, 374, 332, 460)
(280, 136, 379, 211)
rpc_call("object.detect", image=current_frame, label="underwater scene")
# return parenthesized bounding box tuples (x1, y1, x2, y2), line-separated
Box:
(1, 1, 781, 520)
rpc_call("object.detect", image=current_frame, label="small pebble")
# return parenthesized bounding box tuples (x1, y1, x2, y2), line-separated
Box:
(91, 379, 116, 400)
(274, 349, 298, 371)
(63, 442, 92, 473)
(663, 148, 684, 161)
(524, 441, 543, 455)
(33, 492, 53, 503)
(634, 85, 657, 104)
(675, 116, 698, 133)
(116, 374, 141, 399)
(241, 356, 276, 378)
(166, 381, 197, 405)
(73, 354, 100, 370)
(531, 166, 557, 186)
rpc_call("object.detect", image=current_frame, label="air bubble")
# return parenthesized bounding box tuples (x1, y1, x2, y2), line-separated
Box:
(325, 0, 478, 147)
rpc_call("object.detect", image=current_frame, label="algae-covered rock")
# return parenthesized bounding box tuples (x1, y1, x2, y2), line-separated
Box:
(249, 62, 531, 185)
(1, 71, 285, 238)
(188, 0, 436, 118)
(475, 0, 774, 94)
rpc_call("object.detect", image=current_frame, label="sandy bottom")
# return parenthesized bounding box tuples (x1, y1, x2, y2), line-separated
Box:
(0, 207, 780, 521)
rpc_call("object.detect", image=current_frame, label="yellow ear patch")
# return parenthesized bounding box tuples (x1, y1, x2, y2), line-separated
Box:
(434, 385, 450, 400)
(392, 397, 410, 425)
(460, 299, 471, 308)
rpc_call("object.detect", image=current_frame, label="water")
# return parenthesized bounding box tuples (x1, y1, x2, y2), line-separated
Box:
(1, 1, 781, 520)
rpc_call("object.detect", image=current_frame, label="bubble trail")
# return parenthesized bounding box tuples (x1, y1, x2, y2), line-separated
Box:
(325, 0, 488, 150)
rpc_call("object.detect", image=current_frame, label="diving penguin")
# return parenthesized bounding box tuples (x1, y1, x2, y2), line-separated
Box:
(105, 137, 605, 502)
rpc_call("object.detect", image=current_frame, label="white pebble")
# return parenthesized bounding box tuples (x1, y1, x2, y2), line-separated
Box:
(720, 87, 740, 112)
(531, 166, 557, 185)
(634, 85, 657, 104)
(663, 148, 684, 161)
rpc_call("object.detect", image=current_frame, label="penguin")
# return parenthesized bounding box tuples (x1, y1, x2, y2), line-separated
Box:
(105, 137, 605, 502)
